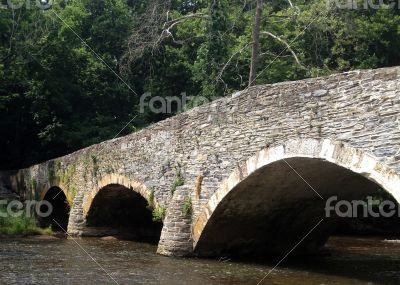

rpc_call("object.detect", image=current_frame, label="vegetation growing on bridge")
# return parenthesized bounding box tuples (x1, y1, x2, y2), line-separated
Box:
(146, 190, 156, 210)
(145, 189, 166, 223)
(152, 206, 166, 223)
(57, 164, 77, 206)
(30, 179, 37, 192)
(183, 196, 193, 217)
(170, 164, 185, 195)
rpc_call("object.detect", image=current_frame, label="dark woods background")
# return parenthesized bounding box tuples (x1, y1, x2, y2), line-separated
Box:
(1, 0, 400, 169)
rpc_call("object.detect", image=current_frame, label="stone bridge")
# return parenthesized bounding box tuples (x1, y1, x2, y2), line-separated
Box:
(2, 66, 400, 257)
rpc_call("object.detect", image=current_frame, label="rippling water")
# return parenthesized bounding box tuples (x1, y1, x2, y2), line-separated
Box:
(0, 236, 399, 285)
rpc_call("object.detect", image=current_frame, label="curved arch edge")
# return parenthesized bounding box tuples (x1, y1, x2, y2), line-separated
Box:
(192, 138, 400, 248)
(40, 182, 69, 201)
(82, 173, 156, 217)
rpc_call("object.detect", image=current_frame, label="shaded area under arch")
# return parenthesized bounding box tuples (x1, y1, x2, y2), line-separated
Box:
(194, 157, 400, 257)
(85, 184, 162, 243)
(39, 186, 70, 231)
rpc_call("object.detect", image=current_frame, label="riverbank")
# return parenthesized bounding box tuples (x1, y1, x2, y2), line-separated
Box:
(0, 213, 52, 238)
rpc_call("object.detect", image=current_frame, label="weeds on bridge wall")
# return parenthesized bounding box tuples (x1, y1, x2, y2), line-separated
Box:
(146, 190, 155, 210)
(30, 178, 37, 192)
(152, 206, 166, 222)
(59, 165, 76, 187)
(57, 164, 77, 206)
(146, 189, 166, 223)
(67, 186, 77, 206)
(82, 152, 99, 182)
(170, 163, 185, 195)
(183, 196, 193, 217)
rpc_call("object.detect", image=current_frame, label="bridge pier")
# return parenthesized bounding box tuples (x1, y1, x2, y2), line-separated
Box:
(157, 186, 193, 257)
(67, 191, 86, 236)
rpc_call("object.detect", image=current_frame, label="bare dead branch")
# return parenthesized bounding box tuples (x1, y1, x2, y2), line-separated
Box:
(261, 31, 306, 69)
(155, 13, 209, 47)
(121, 0, 210, 76)
(217, 41, 253, 82)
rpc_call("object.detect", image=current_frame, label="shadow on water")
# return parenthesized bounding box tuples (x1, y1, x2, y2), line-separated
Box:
(226, 236, 400, 285)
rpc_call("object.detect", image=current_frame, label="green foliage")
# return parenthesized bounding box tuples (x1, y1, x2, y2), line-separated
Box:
(56, 160, 62, 171)
(183, 196, 193, 217)
(170, 165, 185, 195)
(0, 206, 52, 236)
(1, 0, 400, 170)
(152, 205, 166, 222)
(147, 189, 155, 210)
(170, 176, 185, 195)
(30, 178, 37, 191)
(0, 0, 137, 170)
(91, 154, 97, 164)
(192, 0, 230, 98)
(60, 165, 76, 186)
(68, 186, 77, 207)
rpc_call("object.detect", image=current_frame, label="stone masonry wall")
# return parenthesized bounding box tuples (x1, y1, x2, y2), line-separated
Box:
(7, 66, 400, 256)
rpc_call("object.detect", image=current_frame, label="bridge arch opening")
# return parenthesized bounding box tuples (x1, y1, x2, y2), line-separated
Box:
(194, 157, 400, 257)
(39, 186, 70, 231)
(85, 184, 162, 243)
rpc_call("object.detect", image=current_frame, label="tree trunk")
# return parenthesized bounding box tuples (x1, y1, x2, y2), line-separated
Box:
(248, 0, 263, 87)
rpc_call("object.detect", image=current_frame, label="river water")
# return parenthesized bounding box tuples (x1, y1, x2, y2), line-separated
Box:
(0, 236, 399, 285)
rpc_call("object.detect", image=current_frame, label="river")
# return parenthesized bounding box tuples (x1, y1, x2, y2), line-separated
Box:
(0, 236, 399, 284)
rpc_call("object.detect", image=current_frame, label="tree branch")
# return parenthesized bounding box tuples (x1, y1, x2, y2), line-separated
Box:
(217, 41, 253, 82)
(155, 13, 209, 47)
(261, 31, 306, 69)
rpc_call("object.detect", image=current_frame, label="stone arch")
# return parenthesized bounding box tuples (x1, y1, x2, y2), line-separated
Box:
(82, 174, 162, 243)
(39, 184, 70, 230)
(83, 174, 157, 216)
(193, 138, 400, 256)
(39, 181, 68, 201)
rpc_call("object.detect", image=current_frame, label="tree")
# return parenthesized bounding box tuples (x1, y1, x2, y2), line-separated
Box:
(248, 0, 263, 87)
(2, 0, 400, 170)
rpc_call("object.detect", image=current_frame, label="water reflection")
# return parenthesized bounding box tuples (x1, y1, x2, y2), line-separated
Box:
(0, 236, 399, 285)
